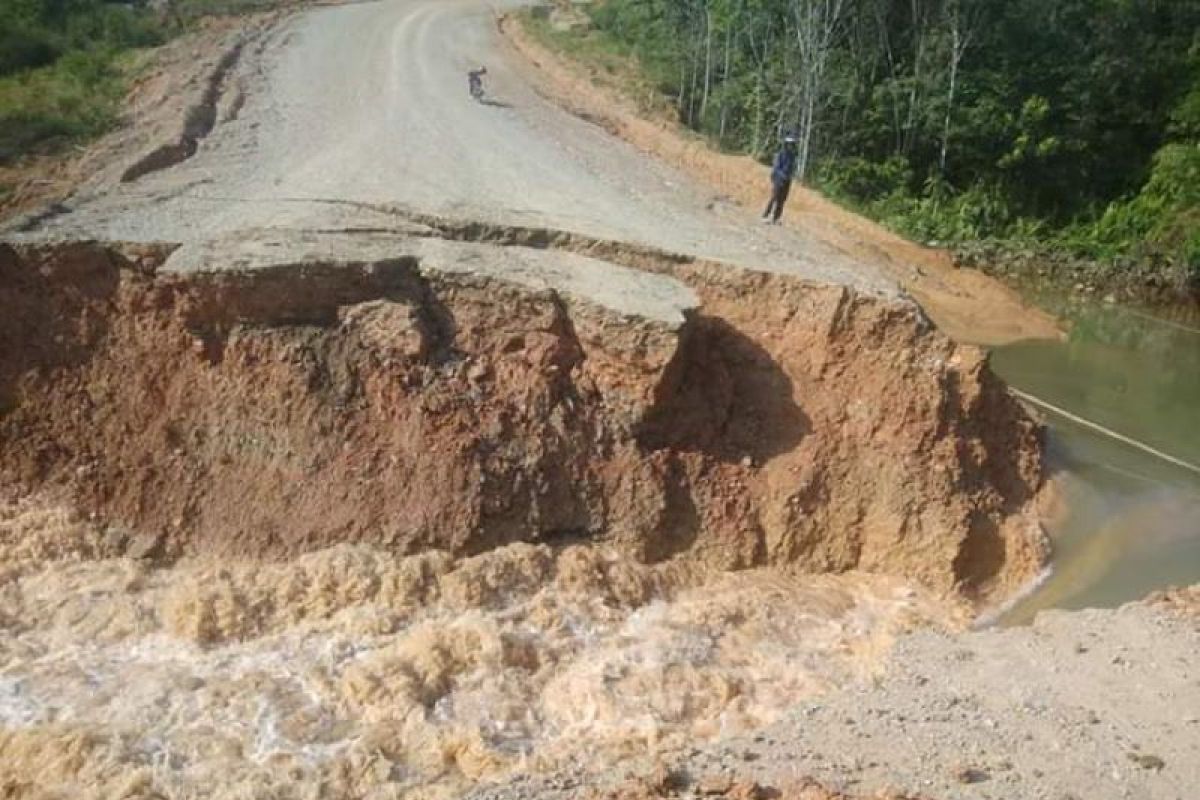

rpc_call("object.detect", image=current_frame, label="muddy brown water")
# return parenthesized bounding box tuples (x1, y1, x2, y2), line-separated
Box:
(991, 299, 1200, 622)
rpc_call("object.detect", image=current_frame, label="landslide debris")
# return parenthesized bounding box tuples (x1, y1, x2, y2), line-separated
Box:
(0, 228, 1046, 602)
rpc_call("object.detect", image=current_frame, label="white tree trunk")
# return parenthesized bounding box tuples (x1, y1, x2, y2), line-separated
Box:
(702, 8, 714, 119)
(790, 0, 849, 180)
(940, 0, 978, 176)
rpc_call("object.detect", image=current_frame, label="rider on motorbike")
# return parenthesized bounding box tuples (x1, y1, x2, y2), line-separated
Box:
(468, 66, 487, 100)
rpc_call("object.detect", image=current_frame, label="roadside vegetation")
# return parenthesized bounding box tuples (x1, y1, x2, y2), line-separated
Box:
(527, 0, 1200, 303)
(0, 0, 162, 170)
(0, 0, 285, 197)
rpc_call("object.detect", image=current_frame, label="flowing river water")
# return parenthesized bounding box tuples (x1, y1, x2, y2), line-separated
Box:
(991, 299, 1200, 623)
(0, 502, 957, 798)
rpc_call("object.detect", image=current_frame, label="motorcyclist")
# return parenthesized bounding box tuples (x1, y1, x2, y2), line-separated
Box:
(468, 66, 487, 100)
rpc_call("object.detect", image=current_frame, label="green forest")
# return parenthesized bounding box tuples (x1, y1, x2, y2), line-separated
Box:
(547, 0, 1200, 295)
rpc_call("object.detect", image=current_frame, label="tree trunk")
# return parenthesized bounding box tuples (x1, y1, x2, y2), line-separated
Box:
(719, 10, 735, 141)
(790, 0, 849, 180)
(939, 25, 960, 175)
(940, 0, 978, 176)
(701, 8, 714, 122)
(902, 0, 926, 156)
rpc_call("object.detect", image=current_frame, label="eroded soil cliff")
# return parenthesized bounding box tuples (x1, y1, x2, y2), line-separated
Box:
(0, 229, 1046, 602)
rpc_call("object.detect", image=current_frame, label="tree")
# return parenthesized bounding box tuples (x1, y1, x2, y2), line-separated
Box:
(938, 0, 982, 175)
(789, 0, 850, 179)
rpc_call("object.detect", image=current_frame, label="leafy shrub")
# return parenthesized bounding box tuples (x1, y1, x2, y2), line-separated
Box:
(0, 25, 59, 75)
(0, 49, 126, 163)
(816, 156, 913, 203)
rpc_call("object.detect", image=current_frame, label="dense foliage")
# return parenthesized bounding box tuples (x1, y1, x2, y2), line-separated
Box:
(576, 0, 1200, 290)
(0, 0, 164, 76)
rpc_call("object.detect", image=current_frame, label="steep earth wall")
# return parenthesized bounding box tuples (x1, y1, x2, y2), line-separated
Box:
(0, 230, 1047, 603)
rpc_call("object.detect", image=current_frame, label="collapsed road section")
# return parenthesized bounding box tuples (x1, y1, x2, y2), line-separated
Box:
(0, 228, 1047, 605)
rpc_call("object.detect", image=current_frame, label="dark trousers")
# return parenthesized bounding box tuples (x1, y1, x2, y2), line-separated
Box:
(763, 180, 791, 221)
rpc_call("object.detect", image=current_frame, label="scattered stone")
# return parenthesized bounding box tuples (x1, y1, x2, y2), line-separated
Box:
(102, 525, 133, 553)
(697, 775, 733, 795)
(648, 763, 688, 795)
(726, 781, 764, 800)
(467, 360, 492, 385)
(952, 766, 990, 784)
(1127, 752, 1165, 771)
(126, 530, 165, 560)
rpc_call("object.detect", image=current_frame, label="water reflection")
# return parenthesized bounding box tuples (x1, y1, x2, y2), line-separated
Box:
(991, 300, 1200, 622)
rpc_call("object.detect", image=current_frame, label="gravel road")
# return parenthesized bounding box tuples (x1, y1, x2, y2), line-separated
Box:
(13, 0, 892, 296)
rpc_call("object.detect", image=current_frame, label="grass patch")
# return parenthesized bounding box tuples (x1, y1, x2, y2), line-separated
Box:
(171, 0, 299, 18)
(0, 0, 294, 168)
(0, 50, 134, 165)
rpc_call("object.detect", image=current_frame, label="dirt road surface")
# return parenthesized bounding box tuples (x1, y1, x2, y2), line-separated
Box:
(0, 3, 1196, 800)
(8, 0, 893, 300)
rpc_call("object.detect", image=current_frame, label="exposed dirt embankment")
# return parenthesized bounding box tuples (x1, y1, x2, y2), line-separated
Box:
(0, 231, 1045, 603)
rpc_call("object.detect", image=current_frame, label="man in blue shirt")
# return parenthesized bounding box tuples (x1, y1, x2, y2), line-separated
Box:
(762, 133, 798, 224)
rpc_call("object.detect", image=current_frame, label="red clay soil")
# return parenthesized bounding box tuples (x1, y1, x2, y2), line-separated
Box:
(0, 238, 1046, 605)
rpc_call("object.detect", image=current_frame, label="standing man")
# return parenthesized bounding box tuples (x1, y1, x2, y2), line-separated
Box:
(762, 133, 798, 224)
